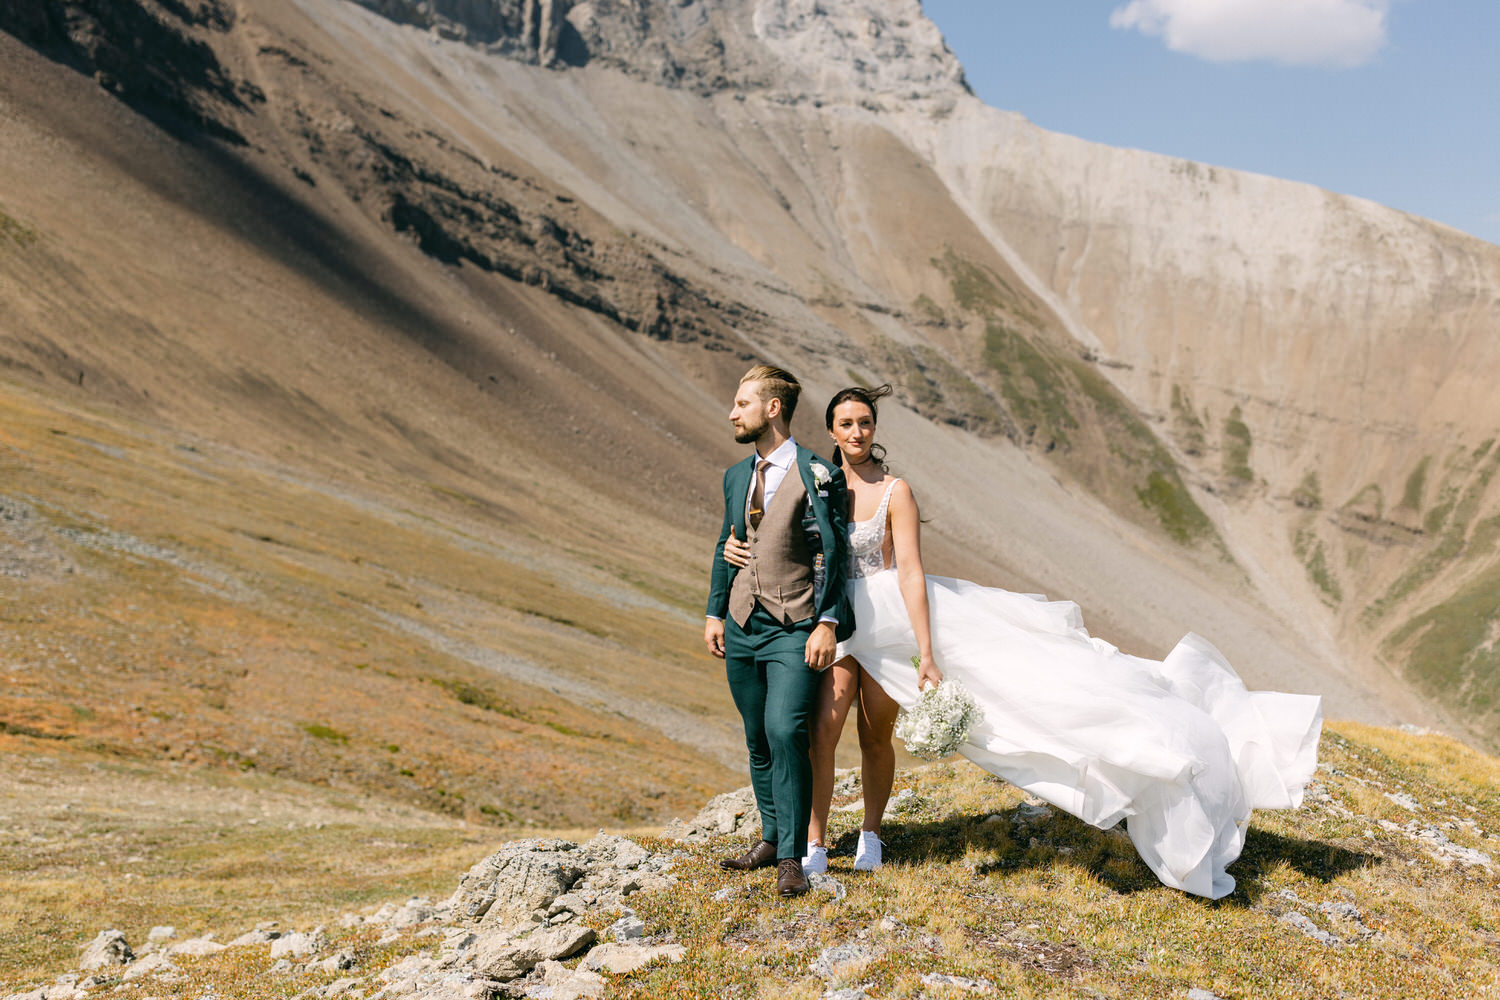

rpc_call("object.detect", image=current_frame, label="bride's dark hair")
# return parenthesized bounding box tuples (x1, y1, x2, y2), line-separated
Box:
(826, 383, 893, 471)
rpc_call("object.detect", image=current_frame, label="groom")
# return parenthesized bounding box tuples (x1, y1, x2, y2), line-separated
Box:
(704, 364, 853, 896)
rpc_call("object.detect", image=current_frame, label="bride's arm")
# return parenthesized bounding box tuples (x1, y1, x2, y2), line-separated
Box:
(890, 480, 943, 689)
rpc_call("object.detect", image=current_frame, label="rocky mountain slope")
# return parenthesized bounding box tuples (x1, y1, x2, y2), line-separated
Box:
(6, 724, 1499, 998)
(2, 0, 1497, 858)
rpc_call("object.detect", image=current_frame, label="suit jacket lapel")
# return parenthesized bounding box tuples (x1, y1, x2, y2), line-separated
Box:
(727, 454, 754, 542)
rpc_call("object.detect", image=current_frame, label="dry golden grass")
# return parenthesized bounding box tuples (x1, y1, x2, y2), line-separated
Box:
(609, 722, 1499, 999)
(0, 383, 737, 833)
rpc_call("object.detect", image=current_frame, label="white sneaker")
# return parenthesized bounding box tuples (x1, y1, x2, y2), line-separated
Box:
(801, 844, 828, 874)
(853, 831, 884, 871)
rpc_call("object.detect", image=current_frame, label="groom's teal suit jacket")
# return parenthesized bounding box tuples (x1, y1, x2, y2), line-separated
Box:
(707, 444, 854, 643)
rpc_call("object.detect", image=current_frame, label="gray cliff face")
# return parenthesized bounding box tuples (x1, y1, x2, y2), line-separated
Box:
(347, 0, 577, 62)
(345, 0, 969, 102)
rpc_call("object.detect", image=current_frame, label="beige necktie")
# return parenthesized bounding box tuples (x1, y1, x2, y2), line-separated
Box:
(748, 459, 770, 531)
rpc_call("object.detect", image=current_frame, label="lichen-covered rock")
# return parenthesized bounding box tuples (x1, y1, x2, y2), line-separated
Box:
(450, 839, 585, 928)
(167, 936, 226, 957)
(579, 942, 686, 975)
(269, 927, 327, 960)
(472, 923, 596, 981)
(78, 930, 133, 971)
(666, 785, 759, 843)
(577, 834, 649, 871)
(526, 959, 606, 999)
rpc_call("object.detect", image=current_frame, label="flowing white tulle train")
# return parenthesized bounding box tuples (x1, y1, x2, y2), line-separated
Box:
(844, 570, 1323, 899)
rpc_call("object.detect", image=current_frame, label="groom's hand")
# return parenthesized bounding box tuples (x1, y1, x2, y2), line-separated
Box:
(705, 618, 726, 659)
(804, 622, 836, 670)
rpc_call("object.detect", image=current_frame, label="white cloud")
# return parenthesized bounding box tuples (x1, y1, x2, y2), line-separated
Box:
(1110, 0, 1391, 68)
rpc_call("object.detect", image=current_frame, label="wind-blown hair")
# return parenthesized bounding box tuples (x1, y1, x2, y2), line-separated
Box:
(740, 364, 801, 422)
(825, 383, 893, 470)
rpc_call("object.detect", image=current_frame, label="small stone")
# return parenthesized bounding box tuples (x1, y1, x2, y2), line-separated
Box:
(389, 898, 440, 930)
(120, 953, 177, 982)
(822, 990, 868, 1000)
(146, 927, 175, 944)
(921, 972, 992, 993)
(666, 786, 759, 842)
(1385, 791, 1421, 812)
(1188, 990, 1226, 1000)
(1319, 900, 1361, 921)
(268, 959, 295, 974)
(579, 942, 686, 975)
(1012, 801, 1052, 823)
(227, 928, 280, 947)
(168, 937, 225, 957)
(877, 915, 907, 935)
(270, 928, 327, 960)
(811, 942, 878, 981)
(608, 914, 645, 942)
(319, 950, 357, 974)
(808, 872, 846, 900)
(529, 960, 605, 999)
(1279, 911, 1339, 946)
(711, 886, 745, 902)
(79, 931, 134, 971)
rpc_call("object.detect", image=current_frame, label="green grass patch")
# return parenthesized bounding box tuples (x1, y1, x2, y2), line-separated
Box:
(1384, 566, 1500, 724)
(301, 723, 349, 744)
(0, 205, 39, 247)
(1170, 384, 1206, 455)
(1292, 470, 1322, 510)
(1294, 529, 1343, 606)
(1366, 442, 1500, 624)
(1400, 455, 1431, 511)
(1137, 470, 1215, 545)
(1222, 405, 1253, 481)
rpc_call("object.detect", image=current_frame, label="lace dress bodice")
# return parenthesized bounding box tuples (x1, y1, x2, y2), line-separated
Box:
(848, 479, 899, 579)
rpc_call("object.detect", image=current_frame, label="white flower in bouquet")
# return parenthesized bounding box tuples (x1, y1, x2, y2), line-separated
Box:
(895, 665, 981, 760)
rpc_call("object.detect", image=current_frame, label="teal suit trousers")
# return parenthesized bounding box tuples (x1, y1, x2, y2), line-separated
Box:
(725, 605, 821, 861)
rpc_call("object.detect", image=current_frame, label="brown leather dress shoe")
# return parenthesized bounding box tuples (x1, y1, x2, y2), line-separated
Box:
(720, 839, 777, 871)
(776, 858, 809, 896)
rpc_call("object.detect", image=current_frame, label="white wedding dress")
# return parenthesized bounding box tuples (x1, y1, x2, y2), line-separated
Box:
(840, 479, 1323, 899)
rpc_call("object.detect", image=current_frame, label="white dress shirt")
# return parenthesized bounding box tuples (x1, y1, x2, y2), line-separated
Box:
(747, 437, 798, 519)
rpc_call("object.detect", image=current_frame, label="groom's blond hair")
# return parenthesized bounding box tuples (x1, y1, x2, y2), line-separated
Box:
(740, 364, 801, 422)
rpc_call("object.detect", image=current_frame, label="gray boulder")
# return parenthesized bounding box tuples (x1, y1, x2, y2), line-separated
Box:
(665, 786, 759, 843)
(450, 840, 585, 928)
(78, 930, 133, 971)
(579, 942, 686, 975)
(270, 927, 327, 960)
(473, 923, 596, 981)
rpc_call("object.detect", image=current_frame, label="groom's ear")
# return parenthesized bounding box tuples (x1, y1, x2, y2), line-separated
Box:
(765, 396, 782, 420)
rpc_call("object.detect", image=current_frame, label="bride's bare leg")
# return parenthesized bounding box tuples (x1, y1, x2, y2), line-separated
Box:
(855, 663, 900, 835)
(808, 655, 861, 849)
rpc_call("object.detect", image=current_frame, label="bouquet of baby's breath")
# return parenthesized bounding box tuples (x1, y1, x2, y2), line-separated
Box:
(894, 657, 981, 760)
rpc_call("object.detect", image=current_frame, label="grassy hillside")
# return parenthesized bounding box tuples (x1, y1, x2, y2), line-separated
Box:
(4, 722, 1496, 997)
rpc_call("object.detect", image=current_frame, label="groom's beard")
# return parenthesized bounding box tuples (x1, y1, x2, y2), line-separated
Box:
(734, 419, 767, 444)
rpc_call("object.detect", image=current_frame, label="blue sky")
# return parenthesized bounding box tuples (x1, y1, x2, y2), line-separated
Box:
(921, 1, 1499, 246)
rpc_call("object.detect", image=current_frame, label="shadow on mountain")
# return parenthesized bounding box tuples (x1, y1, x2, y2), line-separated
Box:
(0, 0, 255, 146)
(869, 802, 1378, 904)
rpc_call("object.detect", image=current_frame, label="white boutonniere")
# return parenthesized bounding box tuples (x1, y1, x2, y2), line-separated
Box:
(811, 462, 832, 488)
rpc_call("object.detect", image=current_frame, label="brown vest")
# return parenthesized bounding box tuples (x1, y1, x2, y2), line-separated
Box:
(728, 465, 817, 627)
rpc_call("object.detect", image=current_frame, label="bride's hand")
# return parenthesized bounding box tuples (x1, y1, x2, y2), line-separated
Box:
(722, 531, 751, 568)
(916, 654, 943, 691)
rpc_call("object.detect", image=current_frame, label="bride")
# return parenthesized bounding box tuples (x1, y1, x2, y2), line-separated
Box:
(724, 384, 1322, 899)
